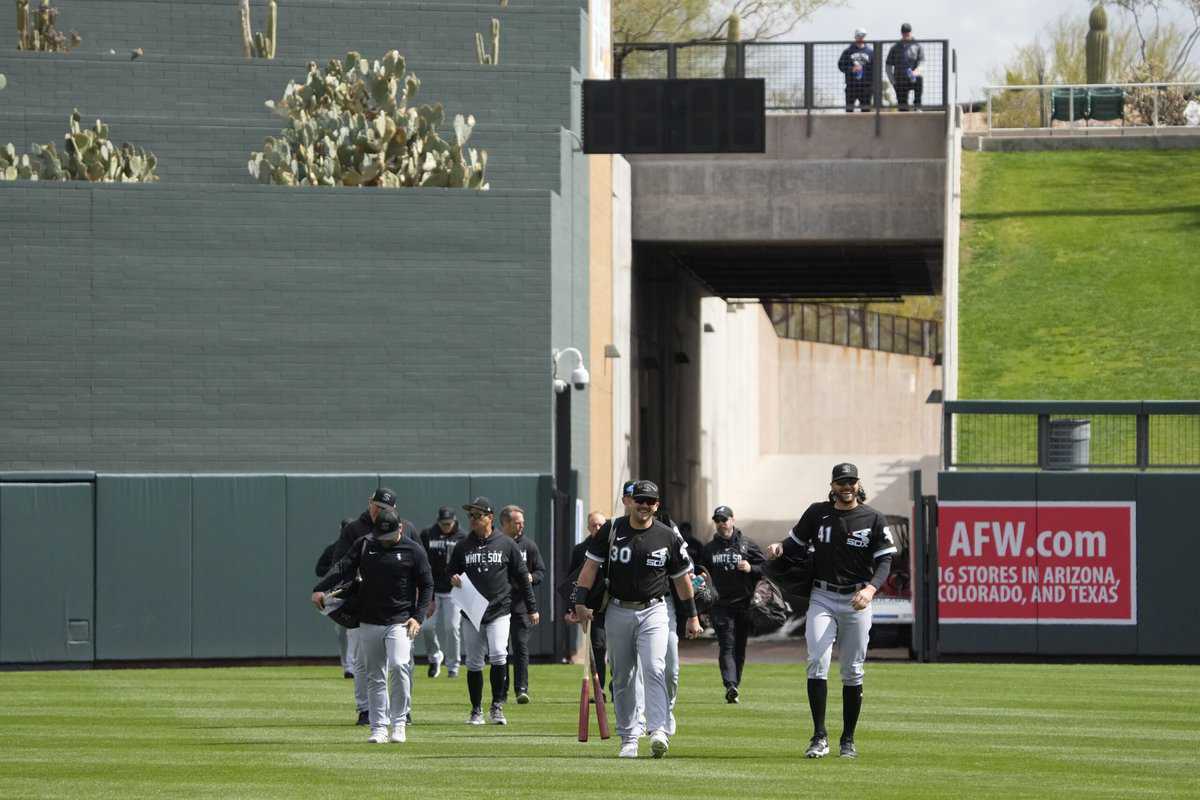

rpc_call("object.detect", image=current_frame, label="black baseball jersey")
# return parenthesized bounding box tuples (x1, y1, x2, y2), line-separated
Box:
(699, 529, 765, 608)
(585, 517, 693, 603)
(785, 501, 896, 586)
(420, 523, 467, 594)
(314, 536, 434, 626)
(508, 534, 545, 616)
(448, 531, 537, 624)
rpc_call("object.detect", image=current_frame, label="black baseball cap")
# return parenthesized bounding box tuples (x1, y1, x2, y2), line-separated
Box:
(712, 505, 734, 520)
(831, 463, 860, 482)
(463, 496, 494, 515)
(631, 480, 659, 501)
(436, 506, 456, 521)
(371, 487, 397, 508)
(374, 508, 401, 535)
(900, 22, 912, 33)
(621, 480, 637, 497)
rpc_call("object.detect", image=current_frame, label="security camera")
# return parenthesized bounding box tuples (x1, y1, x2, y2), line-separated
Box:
(570, 365, 590, 390)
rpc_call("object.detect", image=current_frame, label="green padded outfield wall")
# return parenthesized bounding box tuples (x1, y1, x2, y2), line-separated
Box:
(285, 474, 379, 657)
(0, 483, 94, 663)
(95, 476, 194, 660)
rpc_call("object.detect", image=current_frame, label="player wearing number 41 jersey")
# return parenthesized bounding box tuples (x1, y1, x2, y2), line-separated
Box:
(767, 462, 896, 760)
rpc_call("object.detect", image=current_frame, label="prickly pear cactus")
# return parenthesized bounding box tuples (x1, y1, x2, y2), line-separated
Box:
(16, 0, 81, 53)
(250, 50, 489, 189)
(1, 109, 159, 182)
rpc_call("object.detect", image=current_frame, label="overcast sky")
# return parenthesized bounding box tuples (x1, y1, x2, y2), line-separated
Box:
(785, 0, 1199, 100)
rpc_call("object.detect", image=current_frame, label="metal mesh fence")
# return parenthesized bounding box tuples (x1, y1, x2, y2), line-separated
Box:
(766, 302, 941, 359)
(613, 40, 949, 111)
(947, 405, 1200, 470)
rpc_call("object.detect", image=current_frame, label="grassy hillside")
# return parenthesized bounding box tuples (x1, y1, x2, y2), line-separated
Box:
(959, 150, 1200, 399)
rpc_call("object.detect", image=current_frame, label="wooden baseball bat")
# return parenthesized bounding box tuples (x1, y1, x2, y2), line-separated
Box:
(591, 661, 610, 739)
(578, 619, 592, 742)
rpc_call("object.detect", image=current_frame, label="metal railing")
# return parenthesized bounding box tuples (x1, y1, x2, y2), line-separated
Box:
(614, 39, 950, 112)
(981, 81, 1200, 134)
(765, 302, 941, 360)
(944, 401, 1200, 471)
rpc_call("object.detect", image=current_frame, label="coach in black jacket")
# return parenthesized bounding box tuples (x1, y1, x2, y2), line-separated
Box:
(313, 509, 433, 744)
(500, 504, 545, 704)
(697, 505, 765, 704)
(448, 496, 538, 726)
(418, 507, 468, 678)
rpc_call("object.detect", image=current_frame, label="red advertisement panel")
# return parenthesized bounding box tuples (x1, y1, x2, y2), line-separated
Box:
(937, 502, 1136, 624)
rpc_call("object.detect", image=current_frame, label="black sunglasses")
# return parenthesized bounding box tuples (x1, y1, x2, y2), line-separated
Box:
(833, 478, 858, 487)
(468, 511, 491, 520)
(632, 497, 658, 505)
(713, 516, 729, 523)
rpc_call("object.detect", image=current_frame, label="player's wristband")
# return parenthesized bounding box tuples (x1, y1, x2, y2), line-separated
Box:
(572, 585, 590, 607)
(681, 597, 698, 618)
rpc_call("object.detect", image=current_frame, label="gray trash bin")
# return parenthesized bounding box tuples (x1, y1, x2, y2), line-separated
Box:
(1046, 419, 1090, 470)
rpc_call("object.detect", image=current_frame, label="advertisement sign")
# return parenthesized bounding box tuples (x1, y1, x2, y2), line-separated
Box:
(937, 501, 1136, 624)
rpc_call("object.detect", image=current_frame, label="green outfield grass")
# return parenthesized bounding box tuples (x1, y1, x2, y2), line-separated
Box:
(1, 661, 1197, 799)
(959, 150, 1200, 401)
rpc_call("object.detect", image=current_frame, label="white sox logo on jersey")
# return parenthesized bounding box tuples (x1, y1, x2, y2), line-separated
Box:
(847, 528, 871, 548)
(645, 547, 668, 568)
(712, 551, 742, 569)
(464, 551, 504, 566)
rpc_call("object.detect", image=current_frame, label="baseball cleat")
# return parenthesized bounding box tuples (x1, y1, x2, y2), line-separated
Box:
(516, 690, 531, 705)
(489, 703, 507, 725)
(447, 669, 459, 678)
(725, 685, 740, 704)
(355, 710, 369, 726)
(343, 671, 354, 679)
(618, 740, 639, 758)
(650, 731, 670, 758)
(805, 734, 830, 758)
(839, 738, 857, 758)
(428, 659, 441, 679)
(367, 728, 388, 744)
(390, 724, 407, 743)
(467, 708, 485, 725)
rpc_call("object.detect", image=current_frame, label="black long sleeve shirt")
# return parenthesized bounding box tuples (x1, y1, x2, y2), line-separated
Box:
(699, 528, 766, 608)
(314, 536, 434, 626)
(448, 531, 537, 624)
(420, 522, 467, 594)
(508, 533, 545, 616)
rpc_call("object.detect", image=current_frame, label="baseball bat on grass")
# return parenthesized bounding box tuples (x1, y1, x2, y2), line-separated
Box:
(578, 620, 592, 741)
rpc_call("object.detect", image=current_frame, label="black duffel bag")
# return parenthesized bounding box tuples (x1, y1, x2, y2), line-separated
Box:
(747, 577, 791, 636)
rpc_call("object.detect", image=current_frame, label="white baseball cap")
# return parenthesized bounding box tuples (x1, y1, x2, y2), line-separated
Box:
(854, 27, 867, 38)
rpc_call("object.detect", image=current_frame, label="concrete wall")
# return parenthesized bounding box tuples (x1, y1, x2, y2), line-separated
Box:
(699, 303, 941, 543)
(0, 183, 555, 473)
(628, 114, 947, 243)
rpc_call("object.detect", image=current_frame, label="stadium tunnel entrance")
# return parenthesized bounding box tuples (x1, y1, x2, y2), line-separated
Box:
(628, 239, 945, 538)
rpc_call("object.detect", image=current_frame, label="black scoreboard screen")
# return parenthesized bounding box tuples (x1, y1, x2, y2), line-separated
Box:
(582, 79, 765, 154)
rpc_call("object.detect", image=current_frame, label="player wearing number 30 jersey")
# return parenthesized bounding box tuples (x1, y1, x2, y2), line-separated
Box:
(769, 462, 896, 760)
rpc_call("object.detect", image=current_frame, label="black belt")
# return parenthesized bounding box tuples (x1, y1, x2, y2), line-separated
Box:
(609, 596, 664, 610)
(813, 580, 866, 595)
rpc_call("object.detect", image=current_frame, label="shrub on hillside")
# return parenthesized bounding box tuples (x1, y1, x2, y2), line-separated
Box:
(1, 110, 158, 182)
(249, 51, 489, 189)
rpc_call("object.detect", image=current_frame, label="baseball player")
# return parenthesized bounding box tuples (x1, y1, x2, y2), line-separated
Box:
(697, 505, 765, 703)
(447, 496, 539, 726)
(333, 488, 411, 725)
(766, 463, 896, 759)
(499, 504, 544, 704)
(573, 480, 701, 760)
(315, 518, 357, 679)
(419, 506, 467, 678)
(312, 509, 434, 744)
(566, 511, 610, 692)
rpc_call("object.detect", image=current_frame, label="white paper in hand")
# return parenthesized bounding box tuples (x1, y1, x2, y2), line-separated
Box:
(319, 595, 345, 617)
(451, 573, 489, 632)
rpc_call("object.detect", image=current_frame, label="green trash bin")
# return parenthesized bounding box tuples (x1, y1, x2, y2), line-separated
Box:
(1087, 87, 1125, 122)
(1051, 87, 1088, 123)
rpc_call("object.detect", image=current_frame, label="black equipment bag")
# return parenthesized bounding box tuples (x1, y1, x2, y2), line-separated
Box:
(746, 577, 791, 636)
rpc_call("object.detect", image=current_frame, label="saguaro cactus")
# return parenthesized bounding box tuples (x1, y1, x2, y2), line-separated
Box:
(723, 13, 741, 79)
(239, 0, 277, 59)
(476, 18, 500, 65)
(1086, 4, 1109, 85)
